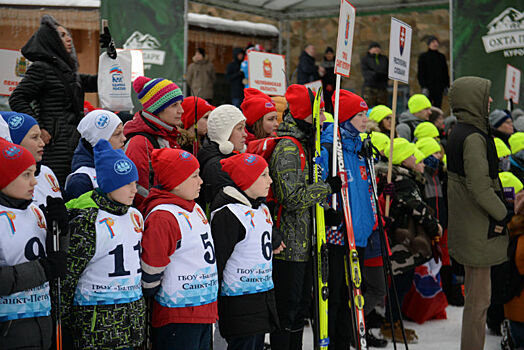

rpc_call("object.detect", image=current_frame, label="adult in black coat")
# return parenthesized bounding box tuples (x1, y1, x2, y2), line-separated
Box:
(9, 15, 98, 186)
(321, 47, 336, 114)
(297, 45, 319, 85)
(225, 48, 245, 107)
(417, 36, 450, 108)
(360, 42, 389, 107)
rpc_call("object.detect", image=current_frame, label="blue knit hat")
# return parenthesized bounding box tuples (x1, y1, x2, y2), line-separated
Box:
(94, 139, 138, 194)
(1, 112, 38, 145)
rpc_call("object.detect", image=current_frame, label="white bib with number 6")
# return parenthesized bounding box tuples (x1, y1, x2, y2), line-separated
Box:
(74, 208, 143, 305)
(212, 203, 274, 296)
(148, 203, 218, 308)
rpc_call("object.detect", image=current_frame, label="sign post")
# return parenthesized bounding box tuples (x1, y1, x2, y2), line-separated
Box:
(247, 51, 286, 96)
(332, 0, 356, 205)
(385, 17, 412, 216)
(505, 64, 521, 110)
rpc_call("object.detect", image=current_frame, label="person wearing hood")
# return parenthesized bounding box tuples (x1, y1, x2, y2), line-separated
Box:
(489, 109, 514, 146)
(0, 138, 68, 350)
(197, 104, 247, 212)
(8, 15, 106, 186)
(186, 48, 216, 104)
(124, 76, 183, 211)
(64, 110, 125, 201)
(446, 76, 511, 350)
(417, 36, 449, 108)
(319, 90, 388, 348)
(297, 45, 320, 85)
(226, 48, 245, 107)
(361, 42, 389, 108)
(397, 94, 432, 142)
(1, 111, 63, 208)
(269, 84, 341, 350)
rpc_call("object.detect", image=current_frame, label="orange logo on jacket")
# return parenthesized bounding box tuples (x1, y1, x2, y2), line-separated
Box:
(45, 173, 61, 193)
(131, 212, 143, 233)
(196, 207, 208, 225)
(31, 206, 47, 229)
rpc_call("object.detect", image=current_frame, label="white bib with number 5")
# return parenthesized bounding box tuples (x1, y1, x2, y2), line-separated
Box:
(74, 207, 143, 306)
(148, 203, 218, 308)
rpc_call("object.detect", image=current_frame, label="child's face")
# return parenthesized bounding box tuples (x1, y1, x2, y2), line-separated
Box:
(171, 169, 203, 201)
(20, 125, 45, 162)
(109, 123, 126, 150)
(1, 164, 37, 200)
(108, 181, 137, 205)
(197, 112, 209, 136)
(244, 167, 272, 199)
(350, 111, 369, 133)
(262, 112, 279, 137)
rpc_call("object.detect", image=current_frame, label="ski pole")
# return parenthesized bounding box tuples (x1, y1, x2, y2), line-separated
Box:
(53, 221, 62, 350)
(362, 140, 409, 349)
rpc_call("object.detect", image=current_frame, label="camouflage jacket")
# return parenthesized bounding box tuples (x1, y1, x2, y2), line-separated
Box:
(269, 114, 332, 262)
(62, 190, 145, 349)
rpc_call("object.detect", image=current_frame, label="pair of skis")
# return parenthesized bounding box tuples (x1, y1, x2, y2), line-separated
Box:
(311, 87, 329, 349)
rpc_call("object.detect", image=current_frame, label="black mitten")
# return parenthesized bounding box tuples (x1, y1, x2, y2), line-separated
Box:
(99, 26, 117, 59)
(326, 176, 342, 194)
(324, 208, 342, 227)
(40, 251, 68, 281)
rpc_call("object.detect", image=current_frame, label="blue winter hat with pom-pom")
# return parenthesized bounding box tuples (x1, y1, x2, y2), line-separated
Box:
(94, 139, 138, 194)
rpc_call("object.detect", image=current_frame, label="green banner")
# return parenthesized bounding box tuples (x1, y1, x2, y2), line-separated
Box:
(101, 0, 185, 88)
(452, 1, 523, 109)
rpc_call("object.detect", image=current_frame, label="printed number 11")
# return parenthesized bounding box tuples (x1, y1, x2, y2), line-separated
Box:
(108, 242, 141, 277)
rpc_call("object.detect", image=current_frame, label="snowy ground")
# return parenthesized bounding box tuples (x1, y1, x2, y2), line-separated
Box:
(300, 306, 501, 349)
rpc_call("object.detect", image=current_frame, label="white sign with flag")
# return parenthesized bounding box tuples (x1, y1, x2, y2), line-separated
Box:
(334, 0, 356, 77)
(0, 49, 31, 96)
(505, 64, 521, 104)
(248, 51, 286, 96)
(388, 18, 412, 84)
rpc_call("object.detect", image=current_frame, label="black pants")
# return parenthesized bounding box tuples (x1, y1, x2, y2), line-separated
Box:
(226, 333, 265, 350)
(270, 259, 312, 350)
(428, 89, 443, 108)
(153, 323, 211, 350)
(385, 269, 415, 322)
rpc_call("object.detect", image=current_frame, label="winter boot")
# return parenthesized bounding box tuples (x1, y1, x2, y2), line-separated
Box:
(501, 319, 515, 350)
(380, 321, 419, 344)
(366, 329, 388, 348)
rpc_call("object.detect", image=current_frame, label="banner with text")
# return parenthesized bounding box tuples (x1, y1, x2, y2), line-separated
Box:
(248, 51, 286, 96)
(334, 0, 356, 77)
(101, 0, 185, 90)
(505, 64, 521, 104)
(0, 49, 30, 96)
(388, 18, 412, 84)
(452, 2, 523, 109)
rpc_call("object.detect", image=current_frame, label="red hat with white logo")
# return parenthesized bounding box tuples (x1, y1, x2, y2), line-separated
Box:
(241, 97, 277, 127)
(332, 90, 368, 123)
(181, 97, 215, 130)
(220, 153, 268, 191)
(0, 138, 35, 189)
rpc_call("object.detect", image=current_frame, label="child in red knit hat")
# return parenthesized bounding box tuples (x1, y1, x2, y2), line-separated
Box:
(210, 153, 284, 350)
(241, 88, 279, 141)
(0, 138, 68, 350)
(140, 148, 218, 350)
(179, 96, 215, 152)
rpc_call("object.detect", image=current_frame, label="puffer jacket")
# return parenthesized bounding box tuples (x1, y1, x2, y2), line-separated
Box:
(64, 139, 95, 201)
(210, 186, 279, 338)
(9, 15, 97, 186)
(446, 76, 509, 267)
(269, 114, 332, 262)
(63, 190, 145, 349)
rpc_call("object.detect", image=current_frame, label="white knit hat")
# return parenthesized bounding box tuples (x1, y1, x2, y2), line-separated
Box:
(77, 110, 122, 147)
(207, 104, 246, 154)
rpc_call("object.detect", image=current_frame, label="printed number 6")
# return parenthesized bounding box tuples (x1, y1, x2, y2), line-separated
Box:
(200, 232, 216, 264)
(261, 231, 272, 261)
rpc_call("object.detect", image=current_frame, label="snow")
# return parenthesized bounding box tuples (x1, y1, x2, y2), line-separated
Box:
(301, 306, 502, 349)
(188, 13, 279, 37)
(0, 0, 100, 6)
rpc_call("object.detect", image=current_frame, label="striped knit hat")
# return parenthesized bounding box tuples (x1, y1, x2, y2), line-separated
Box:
(133, 76, 183, 115)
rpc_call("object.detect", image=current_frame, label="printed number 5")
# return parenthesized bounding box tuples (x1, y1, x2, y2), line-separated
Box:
(200, 232, 216, 264)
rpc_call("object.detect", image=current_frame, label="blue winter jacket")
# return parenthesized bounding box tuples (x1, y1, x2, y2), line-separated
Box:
(64, 139, 95, 201)
(320, 123, 376, 247)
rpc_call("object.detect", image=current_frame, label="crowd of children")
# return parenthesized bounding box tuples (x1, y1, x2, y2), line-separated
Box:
(1, 72, 523, 350)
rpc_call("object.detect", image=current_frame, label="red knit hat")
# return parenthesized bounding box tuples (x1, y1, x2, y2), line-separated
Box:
(285, 84, 324, 120)
(244, 88, 272, 102)
(181, 97, 215, 130)
(332, 90, 369, 123)
(220, 153, 268, 191)
(241, 97, 277, 127)
(151, 148, 200, 191)
(0, 138, 36, 189)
